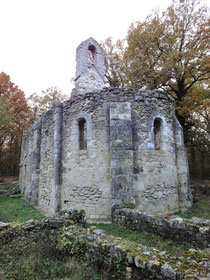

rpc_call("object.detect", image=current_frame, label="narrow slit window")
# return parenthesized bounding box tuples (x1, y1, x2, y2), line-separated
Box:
(79, 119, 87, 150)
(154, 118, 162, 150)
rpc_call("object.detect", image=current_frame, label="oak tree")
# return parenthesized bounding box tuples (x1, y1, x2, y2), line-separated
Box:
(103, 0, 209, 134)
(101, 37, 128, 87)
(29, 86, 68, 120)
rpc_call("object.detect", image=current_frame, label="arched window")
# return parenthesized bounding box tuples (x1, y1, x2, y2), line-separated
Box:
(78, 118, 87, 150)
(154, 118, 162, 150)
(88, 44, 96, 62)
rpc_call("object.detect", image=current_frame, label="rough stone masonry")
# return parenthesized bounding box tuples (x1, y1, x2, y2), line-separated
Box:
(19, 37, 192, 222)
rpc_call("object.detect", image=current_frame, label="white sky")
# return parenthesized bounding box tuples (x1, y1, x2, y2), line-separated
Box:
(0, 0, 173, 97)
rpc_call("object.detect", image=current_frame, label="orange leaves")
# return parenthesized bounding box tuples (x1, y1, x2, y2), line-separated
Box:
(0, 72, 31, 174)
(0, 72, 30, 126)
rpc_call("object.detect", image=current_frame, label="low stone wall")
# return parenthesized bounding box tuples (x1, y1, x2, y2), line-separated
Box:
(0, 209, 85, 244)
(62, 225, 210, 280)
(113, 209, 210, 245)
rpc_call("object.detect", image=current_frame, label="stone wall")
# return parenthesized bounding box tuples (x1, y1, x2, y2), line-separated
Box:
(19, 117, 41, 206)
(19, 87, 192, 221)
(113, 208, 210, 244)
(38, 108, 57, 215)
(19, 105, 63, 215)
(0, 209, 85, 244)
(61, 92, 111, 222)
(63, 225, 210, 280)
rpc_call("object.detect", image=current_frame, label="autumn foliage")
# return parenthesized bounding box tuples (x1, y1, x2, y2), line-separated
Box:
(0, 72, 69, 176)
(0, 72, 31, 175)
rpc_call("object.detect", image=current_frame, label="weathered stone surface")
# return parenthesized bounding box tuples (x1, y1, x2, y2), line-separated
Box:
(92, 229, 104, 235)
(0, 190, 7, 195)
(9, 185, 21, 195)
(75, 37, 105, 93)
(161, 263, 176, 279)
(9, 194, 22, 198)
(0, 211, 85, 243)
(19, 38, 192, 222)
(0, 222, 10, 229)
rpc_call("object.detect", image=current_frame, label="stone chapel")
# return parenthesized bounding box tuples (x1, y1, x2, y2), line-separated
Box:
(19, 37, 192, 222)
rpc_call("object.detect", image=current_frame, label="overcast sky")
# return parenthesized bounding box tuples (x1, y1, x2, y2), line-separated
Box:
(0, 0, 177, 97)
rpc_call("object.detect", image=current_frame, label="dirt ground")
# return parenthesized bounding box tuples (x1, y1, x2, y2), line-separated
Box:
(0, 176, 19, 184)
(190, 179, 210, 199)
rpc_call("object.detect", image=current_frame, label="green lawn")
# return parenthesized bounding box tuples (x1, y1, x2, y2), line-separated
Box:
(179, 179, 210, 219)
(93, 181, 210, 256)
(93, 190, 210, 256)
(94, 223, 201, 256)
(0, 190, 104, 280)
(180, 198, 210, 219)
(0, 195, 45, 223)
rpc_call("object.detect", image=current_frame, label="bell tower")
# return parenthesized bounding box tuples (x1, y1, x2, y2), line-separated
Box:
(75, 37, 105, 93)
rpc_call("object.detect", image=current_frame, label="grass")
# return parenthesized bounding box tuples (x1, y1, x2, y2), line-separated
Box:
(0, 255, 103, 280)
(93, 223, 200, 256)
(93, 180, 210, 257)
(180, 198, 210, 219)
(0, 235, 104, 280)
(0, 186, 104, 280)
(0, 195, 45, 223)
(93, 180, 210, 256)
(0, 182, 45, 223)
(179, 178, 210, 219)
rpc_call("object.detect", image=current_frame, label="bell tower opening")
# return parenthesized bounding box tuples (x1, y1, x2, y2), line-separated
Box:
(88, 44, 96, 62)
